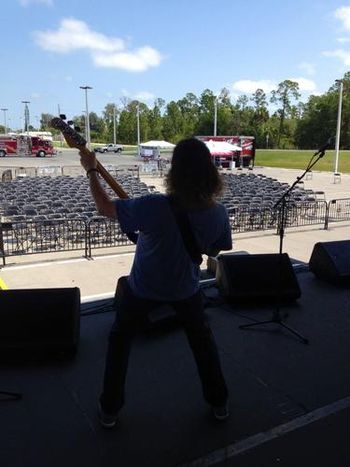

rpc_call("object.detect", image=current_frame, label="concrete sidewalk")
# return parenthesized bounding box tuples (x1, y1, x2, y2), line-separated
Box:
(0, 223, 349, 299)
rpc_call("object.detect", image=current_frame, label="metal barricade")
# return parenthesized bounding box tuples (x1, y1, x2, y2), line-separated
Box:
(292, 200, 328, 228)
(87, 217, 133, 257)
(0, 218, 88, 260)
(326, 199, 350, 228)
(230, 200, 328, 234)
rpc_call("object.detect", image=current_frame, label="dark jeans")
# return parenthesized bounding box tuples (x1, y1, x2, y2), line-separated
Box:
(100, 277, 228, 414)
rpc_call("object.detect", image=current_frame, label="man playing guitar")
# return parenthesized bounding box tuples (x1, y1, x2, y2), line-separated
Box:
(79, 138, 232, 428)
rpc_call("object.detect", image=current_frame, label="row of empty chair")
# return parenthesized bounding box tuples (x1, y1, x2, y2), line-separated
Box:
(0, 171, 325, 229)
(0, 173, 159, 223)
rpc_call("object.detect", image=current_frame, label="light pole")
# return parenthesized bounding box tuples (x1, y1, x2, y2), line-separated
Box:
(334, 80, 343, 175)
(136, 103, 140, 157)
(82, 110, 88, 141)
(214, 97, 218, 136)
(21, 101, 30, 133)
(80, 86, 92, 149)
(1, 108, 8, 134)
(113, 104, 116, 145)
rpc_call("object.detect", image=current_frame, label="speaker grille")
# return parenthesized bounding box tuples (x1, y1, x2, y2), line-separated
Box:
(216, 253, 301, 302)
(309, 241, 350, 284)
(0, 288, 80, 358)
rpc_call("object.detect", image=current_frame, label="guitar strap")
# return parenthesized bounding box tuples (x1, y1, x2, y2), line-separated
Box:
(168, 196, 203, 265)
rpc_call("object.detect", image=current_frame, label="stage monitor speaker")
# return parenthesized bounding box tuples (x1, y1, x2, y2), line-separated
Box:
(309, 241, 350, 285)
(216, 253, 301, 303)
(0, 287, 80, 359)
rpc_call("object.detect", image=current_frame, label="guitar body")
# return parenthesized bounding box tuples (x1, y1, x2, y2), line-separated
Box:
(50, 117, 138, 244)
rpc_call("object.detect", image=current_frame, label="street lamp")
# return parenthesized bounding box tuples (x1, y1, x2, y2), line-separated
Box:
(1, 108, 8, 134)
(82, 110, 88, 141)
(80, 86, 92, 149)
(136, 103, 140, 157)
(21, 101, 30, 133)
(214, 97, 218, 137)
(333, 80, 343, 176)
(113, 104, 116, 145)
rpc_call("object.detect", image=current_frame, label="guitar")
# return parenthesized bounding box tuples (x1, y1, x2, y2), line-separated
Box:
(50, 116, 138, 244)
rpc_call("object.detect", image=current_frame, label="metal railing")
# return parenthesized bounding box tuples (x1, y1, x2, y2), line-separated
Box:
(326, 198, 350, 228)
(87, 217, 133, 257)
(0, 219, 89, 263)
(1, 199, 350, 266)
(230, 200, 328, 233)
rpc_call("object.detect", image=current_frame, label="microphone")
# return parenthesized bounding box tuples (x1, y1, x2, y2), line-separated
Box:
(314, 136, 335, 156)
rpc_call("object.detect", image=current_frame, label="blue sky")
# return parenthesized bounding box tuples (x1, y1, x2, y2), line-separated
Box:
(2, 0, 350, 129)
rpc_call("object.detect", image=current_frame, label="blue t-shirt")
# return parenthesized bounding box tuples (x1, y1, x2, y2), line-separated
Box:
(116, 194, 232, 300)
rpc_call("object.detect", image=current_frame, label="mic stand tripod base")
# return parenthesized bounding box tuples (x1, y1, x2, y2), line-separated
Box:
(239, 309, 309, 345)
(0, 390, 22, 401)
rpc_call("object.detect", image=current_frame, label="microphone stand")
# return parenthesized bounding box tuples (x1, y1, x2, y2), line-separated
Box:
(239, 146, 329, 344)
(0, 390, 22, 401)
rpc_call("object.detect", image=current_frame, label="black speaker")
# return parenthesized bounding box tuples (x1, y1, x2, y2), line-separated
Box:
(0, 287, 80, 359)
(216, 253, 301, 302)
(309, 241, 350, 284)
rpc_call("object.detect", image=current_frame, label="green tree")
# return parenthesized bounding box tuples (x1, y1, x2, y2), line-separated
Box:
(147, 98, 164, 140)
(41, 113, 55, 131)
(197, 89, 216, 135)
(162, 101, 184, 142)
(177, 92, 200, 137)
(250, 89, 269, 146)
(270, 80, 301, 147)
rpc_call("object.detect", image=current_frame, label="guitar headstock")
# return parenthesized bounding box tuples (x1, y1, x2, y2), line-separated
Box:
(50, 117, 87, 149)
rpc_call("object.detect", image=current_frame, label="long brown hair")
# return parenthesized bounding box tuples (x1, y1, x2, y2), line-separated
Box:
(165, 138, 223, 208)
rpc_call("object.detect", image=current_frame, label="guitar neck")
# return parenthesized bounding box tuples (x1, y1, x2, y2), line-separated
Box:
(80, 146, 129, 199)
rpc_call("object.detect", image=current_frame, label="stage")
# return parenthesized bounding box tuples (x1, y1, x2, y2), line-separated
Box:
(1, 267, 350, 467)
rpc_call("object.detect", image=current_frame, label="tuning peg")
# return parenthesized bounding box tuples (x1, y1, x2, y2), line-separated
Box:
(59, 114, 66, 120)
(67, 120, 74, 125)
(74, 126, 81, 132)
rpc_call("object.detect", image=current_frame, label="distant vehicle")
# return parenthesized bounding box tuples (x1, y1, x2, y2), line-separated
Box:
(19, 131, 53, 142)
(196, 135, 255, 168)
(0, 134, 55, 157)
(94, 143, 123, 153)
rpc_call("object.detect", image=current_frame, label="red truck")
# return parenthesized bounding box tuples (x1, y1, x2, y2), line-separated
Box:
(196, 135, 255, 168)
(0, 134, 55, 157)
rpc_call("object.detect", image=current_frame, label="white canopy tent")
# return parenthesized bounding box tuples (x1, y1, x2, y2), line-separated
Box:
(140, 140, 175, 149)
(139, 140, 175, 159)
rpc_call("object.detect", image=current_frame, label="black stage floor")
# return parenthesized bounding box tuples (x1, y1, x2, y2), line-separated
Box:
(1, 267, 350, 467)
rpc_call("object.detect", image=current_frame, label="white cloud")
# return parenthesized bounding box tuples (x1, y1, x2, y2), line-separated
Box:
(298, 62, 315, 76)
(323, 49, 350, 66)
(288, 77, 317, 92)
(19, 0, 53, 5)
(134, 91, 155, 101)
(33, 18, 163, 72)
(33, 18, 124, 54)
(120, 89, 155, 102)
(93, 46, 162, 72)
(232, 79, 276, 94)
(337, 37, 350, 43)
(335, 6, 350, 30)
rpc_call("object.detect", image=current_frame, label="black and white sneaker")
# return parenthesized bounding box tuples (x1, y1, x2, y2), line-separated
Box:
(212, 404, 229, 421)
(98, 401, 118, 429)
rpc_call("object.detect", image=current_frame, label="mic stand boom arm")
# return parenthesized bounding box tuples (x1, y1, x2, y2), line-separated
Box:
(239, 147, 328, 345)
(274, 148, 327, 254)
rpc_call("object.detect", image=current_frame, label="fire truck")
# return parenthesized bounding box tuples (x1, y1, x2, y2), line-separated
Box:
(196, 135, 255, 168)
(0, 134, 55, 157)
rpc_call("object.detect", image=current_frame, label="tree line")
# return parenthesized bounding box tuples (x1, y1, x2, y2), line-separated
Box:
(37, 72, 350, 149)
